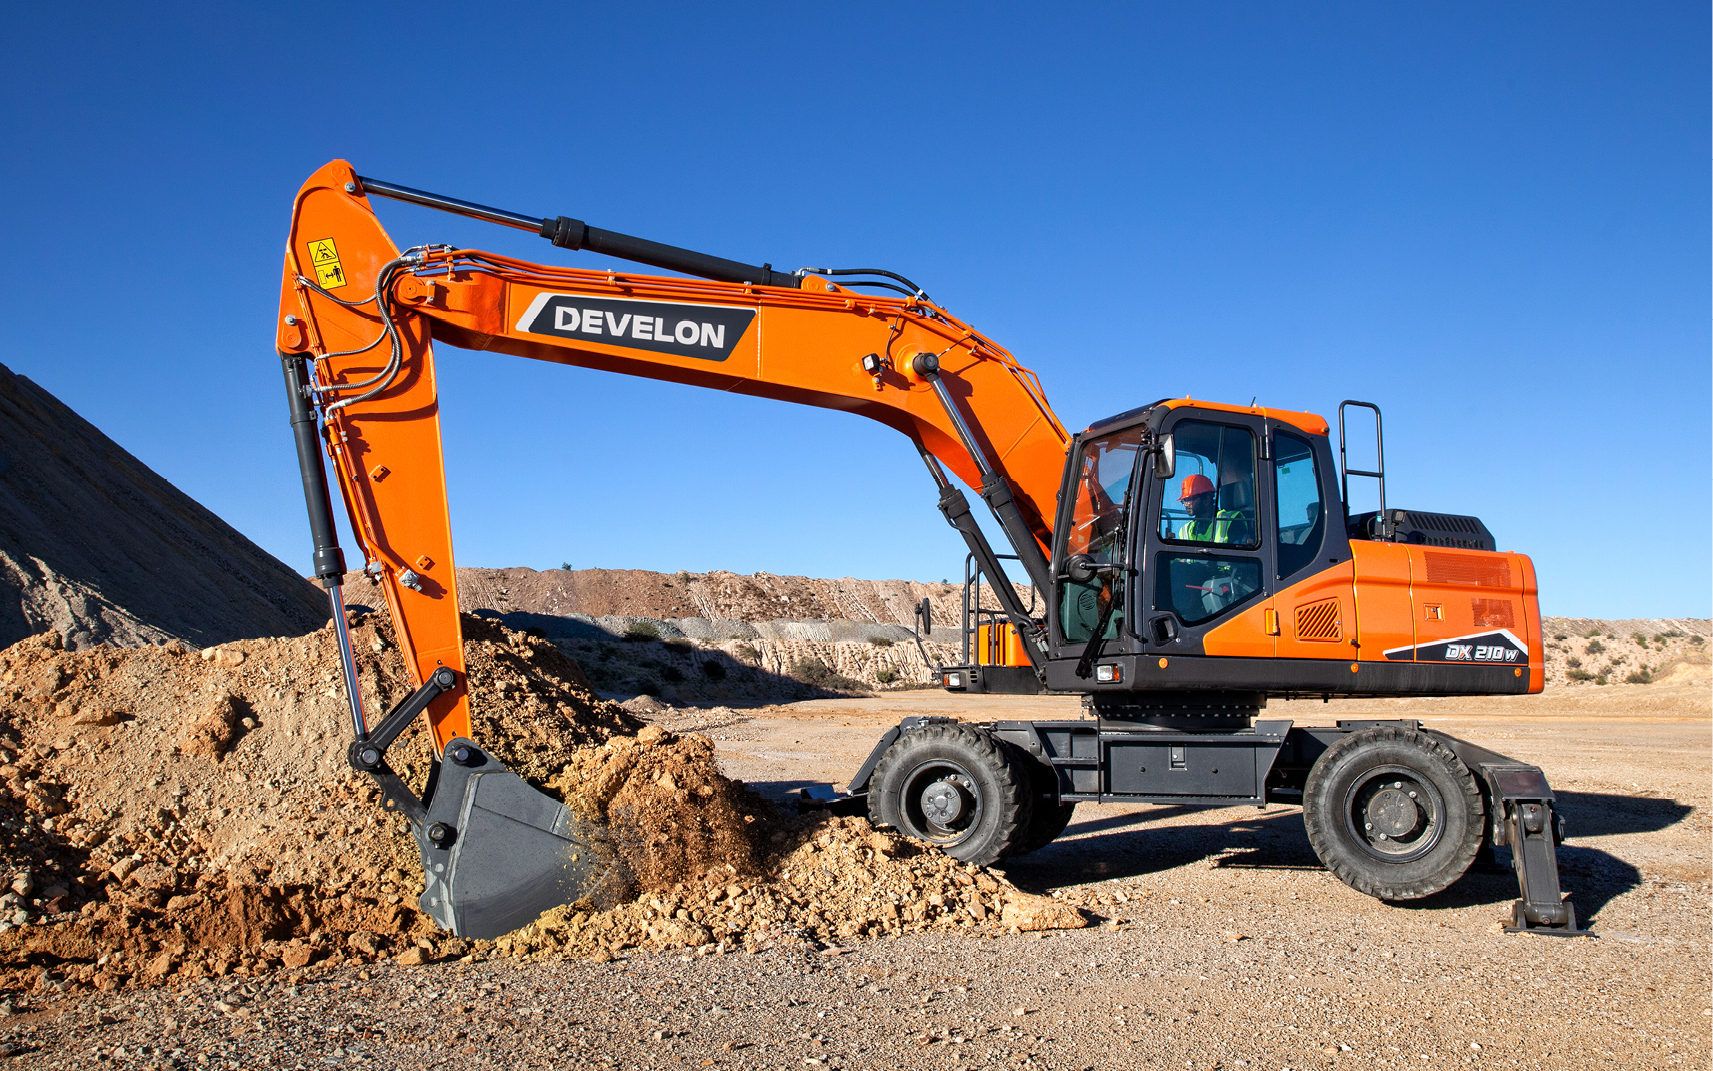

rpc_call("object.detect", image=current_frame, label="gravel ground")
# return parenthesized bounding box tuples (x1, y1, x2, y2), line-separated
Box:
(10, 688, 1708, 1070)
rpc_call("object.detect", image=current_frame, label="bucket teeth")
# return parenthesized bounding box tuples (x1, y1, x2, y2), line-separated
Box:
(414, 737, 617, 940)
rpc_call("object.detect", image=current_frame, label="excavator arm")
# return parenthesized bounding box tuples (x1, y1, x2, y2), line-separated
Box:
(277, 158, 1066, 783)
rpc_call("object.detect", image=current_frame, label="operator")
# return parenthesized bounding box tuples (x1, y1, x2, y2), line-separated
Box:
(1175, 474, 1247, 544)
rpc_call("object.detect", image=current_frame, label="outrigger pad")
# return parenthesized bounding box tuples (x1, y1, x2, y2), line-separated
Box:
(415, 738, 617, 940)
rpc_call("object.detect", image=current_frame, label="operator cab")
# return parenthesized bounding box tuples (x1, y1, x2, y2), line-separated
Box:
(1038, 399, 1352, 697)
(935, 397, 1510, 706)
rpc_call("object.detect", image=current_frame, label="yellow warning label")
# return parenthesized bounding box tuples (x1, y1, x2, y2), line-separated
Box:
(307, 238, 348, 289)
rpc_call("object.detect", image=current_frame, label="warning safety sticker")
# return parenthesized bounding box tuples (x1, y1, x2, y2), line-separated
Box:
(307, 238, 347, 289)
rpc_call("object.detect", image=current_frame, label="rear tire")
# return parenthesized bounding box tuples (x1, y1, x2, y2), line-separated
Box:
(869, 722, 1033, 867)
(1303, 725, 1484, 900)
(1007, 756, 1075, 857)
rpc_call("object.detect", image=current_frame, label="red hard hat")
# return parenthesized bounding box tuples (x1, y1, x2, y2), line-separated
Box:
(1178, 474, 1215, 501)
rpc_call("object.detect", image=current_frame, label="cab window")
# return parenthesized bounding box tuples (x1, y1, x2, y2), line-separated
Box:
(1058, 426, 1145, 643)
(1158, 421, 1259, 549)
(1274, 431, 1325, 579)
(1155, 553, 1264, 625)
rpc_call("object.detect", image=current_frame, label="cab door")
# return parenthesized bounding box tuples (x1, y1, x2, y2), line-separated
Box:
(1270, 428, 1357, 661)
(1140, 413, 1272, 655)
(1046, 423, 1149, 663)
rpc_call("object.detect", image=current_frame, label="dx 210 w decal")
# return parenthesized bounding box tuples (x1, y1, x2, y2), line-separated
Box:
(1384, 628, 1529, 664)
(514, 293, 755, 363)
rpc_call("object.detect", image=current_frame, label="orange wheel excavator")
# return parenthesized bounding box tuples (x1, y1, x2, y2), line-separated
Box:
(277, 161, 1581, 939)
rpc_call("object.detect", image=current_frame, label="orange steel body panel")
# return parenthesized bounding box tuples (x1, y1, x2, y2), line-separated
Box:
(1202, 560, 1358, 660)
(1519, 553, 1545, 693)
(1277, 560, 1357, 659)
(1351, 543, 1415, 662)
(1198, 592, 1276, 658)
(278, 161, 1070, 748)
(1203, 543, 1539, 693)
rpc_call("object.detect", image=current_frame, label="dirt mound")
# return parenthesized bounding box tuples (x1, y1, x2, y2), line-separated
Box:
(0, 611, 1066, 1001)
(549, 727, 767, 893)
(0, 610, 640, 996)
(0, 360, 329, 650)
(503, 810, 1086, 962)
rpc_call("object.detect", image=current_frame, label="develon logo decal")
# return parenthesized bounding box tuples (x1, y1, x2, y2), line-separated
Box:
(515, 293, 754, 363)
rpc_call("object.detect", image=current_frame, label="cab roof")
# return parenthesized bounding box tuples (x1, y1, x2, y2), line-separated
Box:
(1083, 397, 1329, 439)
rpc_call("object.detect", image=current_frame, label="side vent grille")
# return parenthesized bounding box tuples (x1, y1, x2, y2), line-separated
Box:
(1423, 551, 1512, 588)
(1472, 598, 1516, 628)
(1295, 598, 1342, 642)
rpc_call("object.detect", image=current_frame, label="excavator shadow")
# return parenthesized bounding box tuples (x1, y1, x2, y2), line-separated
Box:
(409, 608, 879, 704)
(997, 803, 1645, 926)
(1390, 845, 1640, 925)
(1551, 790, 1694, 837)
(1000, 804, 1322, 889)
(745, 780, 844, 806)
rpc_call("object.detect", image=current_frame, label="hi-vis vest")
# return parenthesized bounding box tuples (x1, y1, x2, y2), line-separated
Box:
(1178, 510, 1243, 544)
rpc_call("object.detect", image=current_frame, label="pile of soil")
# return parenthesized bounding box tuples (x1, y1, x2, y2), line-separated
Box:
(0, 613, 1079, 1001)
(0, 611, 639, 996)
(504, 808, 1086, 963)
(0, 360, 328, 651)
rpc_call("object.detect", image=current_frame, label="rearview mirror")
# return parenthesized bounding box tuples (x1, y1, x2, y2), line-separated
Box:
(1152, 434, 1175, 479)
(915, 596, 932, 636)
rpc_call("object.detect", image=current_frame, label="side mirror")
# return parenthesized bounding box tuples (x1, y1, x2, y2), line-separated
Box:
(1066, 553, 1098, 584)
(915, 596, 932, 636)
(1152, 434, 1175, 479)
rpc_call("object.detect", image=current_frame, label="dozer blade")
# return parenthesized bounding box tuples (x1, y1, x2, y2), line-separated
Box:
(413, 737, 618, 940)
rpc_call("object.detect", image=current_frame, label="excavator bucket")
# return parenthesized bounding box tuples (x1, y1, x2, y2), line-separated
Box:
(282, 348, 618, 942)
(413, 739, 620, 940)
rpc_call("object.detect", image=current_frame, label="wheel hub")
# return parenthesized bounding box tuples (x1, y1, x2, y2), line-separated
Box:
(922, 780, 967, 824)
(1344, 767, 1444, 862)
(898, 760, 983, 846)
(1366, 786, 1419, 838)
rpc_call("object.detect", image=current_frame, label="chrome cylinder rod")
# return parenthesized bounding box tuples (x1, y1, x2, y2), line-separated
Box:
(354, 175, 542, 233)
(327, 585, 369, 741)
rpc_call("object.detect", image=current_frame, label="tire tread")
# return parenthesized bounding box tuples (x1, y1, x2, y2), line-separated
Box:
(1302, 725, 1484, 901)
(867, 722, 1032, 867)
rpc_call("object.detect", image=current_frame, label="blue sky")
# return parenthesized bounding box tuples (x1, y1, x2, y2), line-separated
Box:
(2, 4, 1706, 618)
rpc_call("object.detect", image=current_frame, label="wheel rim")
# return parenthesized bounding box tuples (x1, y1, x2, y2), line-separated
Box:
(1341, 763, 1445, 863)
(899, 759, 984, 847)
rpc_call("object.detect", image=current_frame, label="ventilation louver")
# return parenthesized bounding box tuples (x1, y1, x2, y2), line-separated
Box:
(1295, 598, 1342, 642)
(1424, 551, 1512, 588)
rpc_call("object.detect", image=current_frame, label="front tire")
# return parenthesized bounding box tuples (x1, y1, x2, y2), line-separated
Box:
(1303, 725, 1484, 900)
(869, 722, 1033, 867)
